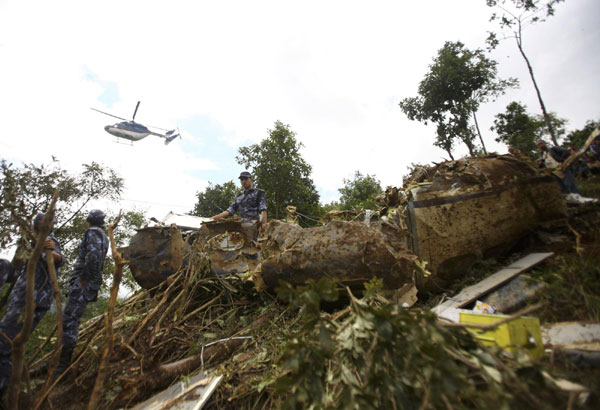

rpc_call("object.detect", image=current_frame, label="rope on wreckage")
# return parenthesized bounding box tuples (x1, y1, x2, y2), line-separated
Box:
(200, 336, 253, 367)
(293, 211, 321, 223)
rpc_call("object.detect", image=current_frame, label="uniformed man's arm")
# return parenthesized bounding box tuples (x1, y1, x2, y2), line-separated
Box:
(258, 190, 267, 231)
(212, 210, 231, 220)
(213, 199, 238, 220)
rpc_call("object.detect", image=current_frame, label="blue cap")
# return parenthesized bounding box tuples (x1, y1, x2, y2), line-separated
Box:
(33, 213, 55, 231)
(87, 209, 106, 226)
(239, 171, 252, 179)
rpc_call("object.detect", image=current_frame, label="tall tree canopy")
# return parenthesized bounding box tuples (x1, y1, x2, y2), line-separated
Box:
(491, 101, 566, 157)
(492, 101, 543, 158)
(338, 171, 382, 211)
(485, 0, 565, 144)
(399, 41, 517, 159)
(236, 121, 320, 223)
(563, 120, 600, 149)
(0, 160, 123, 250)
(191, 181, 239, 217)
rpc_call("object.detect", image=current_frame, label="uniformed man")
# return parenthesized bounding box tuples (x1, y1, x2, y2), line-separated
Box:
(55, 209, 109, 377)
(212, 171, 268, 234)
(0, 213, 64, 398)
(0, 259, 16, 290)
(535, 140, 580, 194)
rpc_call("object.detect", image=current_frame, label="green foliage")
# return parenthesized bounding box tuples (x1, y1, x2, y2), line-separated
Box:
(236, 121, 321, 224)
(485, 1, 566, 144)
(319, 201, 341, 215)
(492, 102, 567, 156)
(338, 171, 382, 211)
(492, 101, 543, 157)
(191, 180, 240, 217)
(531, 254, 600, 323)
(0, 159, 145, 294)
(578, 175, 600, 199)
(562, 120, 600, 149)
(272, 278, 565, 409)
(400, 41, 517, 159)
(0, 159, 123, 248)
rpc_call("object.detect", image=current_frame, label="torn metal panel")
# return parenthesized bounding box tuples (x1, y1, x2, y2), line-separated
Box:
(202, 219, 261, 276)
(154, 211, 212, 231)
(205, 231, 260, 276)
(260, 220, 420, 289)
(400, 155, 567, 283)
(130, 372, 223, 410)
(122, 225, 185, 289)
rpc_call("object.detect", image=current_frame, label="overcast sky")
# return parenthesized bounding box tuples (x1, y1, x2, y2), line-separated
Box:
(1, 0, 598, 222)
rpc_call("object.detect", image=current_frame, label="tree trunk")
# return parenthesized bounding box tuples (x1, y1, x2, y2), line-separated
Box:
(515, 22, 557, 145)
(117, 337, 246, 405)
(88, 212, 125, 410)
(463, 137, 476, 157)
(472, 110, 488, 155)
(7, 192, 59, 410)
(31, 249, 63, 410)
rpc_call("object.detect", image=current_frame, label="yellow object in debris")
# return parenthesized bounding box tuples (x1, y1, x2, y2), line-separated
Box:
(459, 312, 544, 360)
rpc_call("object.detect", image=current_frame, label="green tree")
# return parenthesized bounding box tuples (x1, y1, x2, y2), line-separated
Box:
(486, 0, 565, 145)
(562, 120, 600, 149)
(399, 41, 517, 158)
(236, 121, 320, 224)
(0, 159, 145, 294)
(338, 171, 382, 210)
(492, 101, 543, 157)
(191, 181, 239, 217)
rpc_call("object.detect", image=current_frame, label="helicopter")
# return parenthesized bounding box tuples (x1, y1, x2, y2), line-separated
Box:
(91, 101, 181, 145)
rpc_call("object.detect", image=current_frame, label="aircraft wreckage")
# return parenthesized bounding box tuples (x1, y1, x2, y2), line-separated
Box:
(121, 154, 568, 292)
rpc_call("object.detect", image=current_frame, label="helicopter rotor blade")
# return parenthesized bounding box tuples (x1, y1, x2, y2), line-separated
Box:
(132, 101, 141, 121)
(90, 108, 127, 121)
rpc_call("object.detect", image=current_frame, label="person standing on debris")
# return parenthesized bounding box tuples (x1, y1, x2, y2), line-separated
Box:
(55, 209, 110, 377)
(0, 213, 65, 399)
(212, 171, 268, 234)
(535, 140, 580, 195)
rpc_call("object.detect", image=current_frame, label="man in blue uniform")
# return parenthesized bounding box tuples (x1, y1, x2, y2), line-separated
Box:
(536, 140, 580, 195)
(212, 171, 268, 233)
(55, 209, 109, 376)
(0, 259, 16, 290)
(0, 213, 64, 398)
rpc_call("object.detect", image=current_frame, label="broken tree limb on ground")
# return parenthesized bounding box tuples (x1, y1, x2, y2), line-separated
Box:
(7, 190, 58, 410)
(555, 127, 600, 179)
(87, 211, 125, 410)
(117, 336, 249, 405)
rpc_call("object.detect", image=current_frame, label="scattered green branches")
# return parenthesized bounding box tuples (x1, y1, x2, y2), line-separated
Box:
(271, 278, 569, 409)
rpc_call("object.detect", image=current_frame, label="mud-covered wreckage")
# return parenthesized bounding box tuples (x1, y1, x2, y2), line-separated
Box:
(122, 154, 567, 293)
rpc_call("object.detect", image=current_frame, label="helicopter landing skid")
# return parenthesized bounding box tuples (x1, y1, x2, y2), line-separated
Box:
(113, 137, 134, 146)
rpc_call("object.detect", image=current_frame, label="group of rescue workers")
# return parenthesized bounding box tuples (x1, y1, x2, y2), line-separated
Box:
(0, 171, 266, 406)
(536, 136, 600, 201)
(0, 210, 109, 402)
